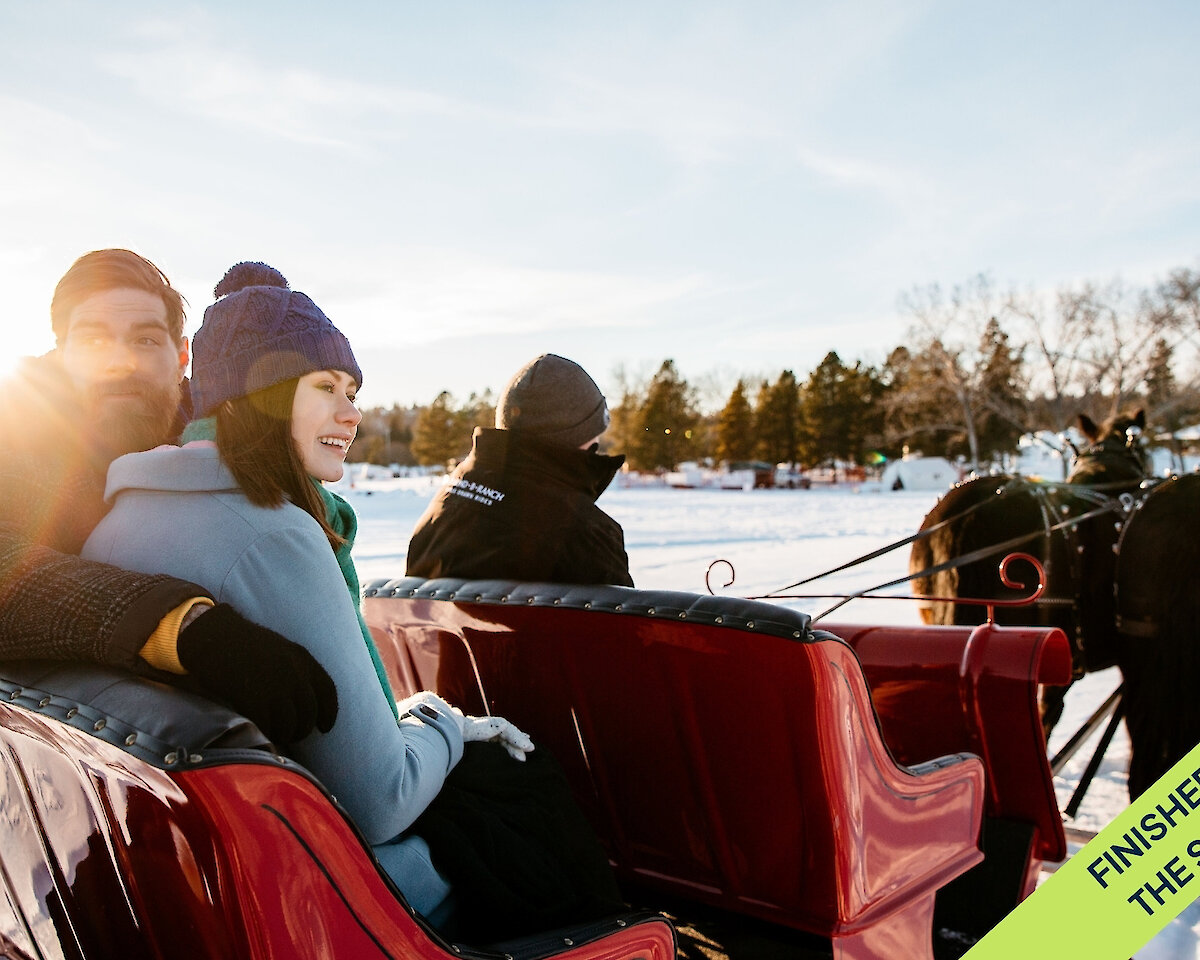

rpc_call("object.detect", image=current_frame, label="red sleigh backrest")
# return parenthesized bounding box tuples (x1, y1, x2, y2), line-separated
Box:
(365, 577, 986, 946)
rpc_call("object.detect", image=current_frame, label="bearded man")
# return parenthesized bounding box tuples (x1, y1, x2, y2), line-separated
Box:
(0, 249, 337, 743)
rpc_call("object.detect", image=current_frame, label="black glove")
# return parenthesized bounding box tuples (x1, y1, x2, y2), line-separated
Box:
(176, 603, 338, 744)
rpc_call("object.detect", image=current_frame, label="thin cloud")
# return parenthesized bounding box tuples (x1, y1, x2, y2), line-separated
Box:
(314, 247, 710, 347)
(98, 16, 466, 151)
(514, 3, 926, 164)
(0, 95, 116, 204)
(792, 143, 934, 208)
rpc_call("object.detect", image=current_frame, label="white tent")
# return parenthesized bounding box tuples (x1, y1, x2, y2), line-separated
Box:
(875, 456, 959, 491)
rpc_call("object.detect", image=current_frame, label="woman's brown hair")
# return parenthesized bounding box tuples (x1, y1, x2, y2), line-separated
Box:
(215, 378, 345, 550)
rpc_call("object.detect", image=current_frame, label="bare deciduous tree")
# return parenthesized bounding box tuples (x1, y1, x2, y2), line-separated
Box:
(1154, 266, 1200, 351)
(899, 274, 1007, 467)
(1007, 273, 1189, 426)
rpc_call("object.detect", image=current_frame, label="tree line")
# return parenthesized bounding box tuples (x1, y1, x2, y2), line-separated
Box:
(350, 265, 1200, 472)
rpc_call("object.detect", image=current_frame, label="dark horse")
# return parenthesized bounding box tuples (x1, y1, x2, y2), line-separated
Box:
(909, 410, 1150, 735)
(1115, 472, 1200, 799)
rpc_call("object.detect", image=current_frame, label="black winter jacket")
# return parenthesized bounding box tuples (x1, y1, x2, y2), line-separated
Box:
(0, 353, 207, 667)
(406, 429, 633, 587)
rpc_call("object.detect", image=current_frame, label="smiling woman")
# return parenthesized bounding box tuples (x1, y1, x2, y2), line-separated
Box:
(291, 369, 361, 483)
(79, 261, 461, 914)
(78, 260, 578, 937)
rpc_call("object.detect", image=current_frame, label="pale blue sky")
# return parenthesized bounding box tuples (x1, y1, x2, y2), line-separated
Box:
(2, 1, 1197, 408)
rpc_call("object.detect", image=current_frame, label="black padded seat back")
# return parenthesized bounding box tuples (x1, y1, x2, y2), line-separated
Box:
(0, 661, 272, 769)
(363, 576, 821, 642)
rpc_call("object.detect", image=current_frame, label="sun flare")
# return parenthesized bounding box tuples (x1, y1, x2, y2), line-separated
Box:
(0, 350, 22, 384)
(1, 332, 54, 385)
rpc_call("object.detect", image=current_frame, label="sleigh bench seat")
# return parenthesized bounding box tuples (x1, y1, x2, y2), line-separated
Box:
(824, 618, 1071, 929)
(827, 621, 1071, 859)
(364, 577, 987, 960)
(0, 661, 675, 960)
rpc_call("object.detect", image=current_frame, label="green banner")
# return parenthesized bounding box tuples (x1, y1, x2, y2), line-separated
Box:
(965, 740, 1200, 958)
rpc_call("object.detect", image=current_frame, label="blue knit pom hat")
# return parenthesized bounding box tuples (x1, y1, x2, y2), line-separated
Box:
(190, 262, 362, 417)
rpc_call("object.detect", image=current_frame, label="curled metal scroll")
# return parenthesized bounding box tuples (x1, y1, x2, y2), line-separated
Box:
(706, 552, 1046, 625)
(885, 551, 1046, 624)
(995, 552, 1045, 596)
(706, 559, 736, 595)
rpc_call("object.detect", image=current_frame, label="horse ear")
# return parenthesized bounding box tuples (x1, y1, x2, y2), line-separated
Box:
(1133, 408, 1146, 429)
(1078, 413, 1098, 441)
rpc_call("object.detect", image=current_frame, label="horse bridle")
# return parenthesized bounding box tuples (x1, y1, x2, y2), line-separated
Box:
(1068, 424, 1149, 485)
(729, 437, 1154, 620)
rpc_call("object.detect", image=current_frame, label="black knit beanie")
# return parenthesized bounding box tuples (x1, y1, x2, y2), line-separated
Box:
(190, 262, 362, 417)
(496, 354, 609, 448)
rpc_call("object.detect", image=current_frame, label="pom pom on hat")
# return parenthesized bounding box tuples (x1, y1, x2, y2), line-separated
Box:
(497, 354, 609, 448)
(214, 261, 288, 298)
(190, 260, 362, 417)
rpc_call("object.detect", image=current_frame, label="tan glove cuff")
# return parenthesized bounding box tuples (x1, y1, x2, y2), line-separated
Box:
(140, 598, 215, 674)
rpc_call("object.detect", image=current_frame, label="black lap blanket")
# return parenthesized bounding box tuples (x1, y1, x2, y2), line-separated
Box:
(412, 741, 627, 943)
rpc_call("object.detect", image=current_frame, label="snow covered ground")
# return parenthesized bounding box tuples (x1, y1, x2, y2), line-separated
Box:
(343, 475, 1198, 958)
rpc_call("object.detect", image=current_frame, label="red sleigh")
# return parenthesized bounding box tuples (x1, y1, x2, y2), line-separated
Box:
(0, 575, 1068, 960)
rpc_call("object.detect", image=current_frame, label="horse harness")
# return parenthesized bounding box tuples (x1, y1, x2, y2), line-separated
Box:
(743, 429, 1154, 631)
(1016, 479, 1121, 671)
(964, 430, 1154, 664)
(1110, 474, 1180, 641)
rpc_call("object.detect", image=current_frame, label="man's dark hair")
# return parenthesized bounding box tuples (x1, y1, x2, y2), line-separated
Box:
(215, 377, 344, 550)
(50, 248, 187, 345)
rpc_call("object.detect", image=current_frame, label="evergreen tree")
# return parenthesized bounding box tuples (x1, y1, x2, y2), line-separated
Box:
(349, 403, 419, 466)
(798, 352, 886, 468)
(629, 360, 697, 470)
(1144, 338, 1182, 429)
(387, 404, 417, 465)
(975, 317, 1027, 462)
(799, 353, 849, 465)
(751, 378, 771, 452)
(716, 379, 755, 462)
(688, 413, 718, 463)
(880, 340, 973, 461)
(606, 365, 647, 461)
(842, 360, 886, 465)
(1142, 337, 1200, 467)
(411, 391, 469, 466)
(755, 370, 801, 465)
(457, 390, 496, 439)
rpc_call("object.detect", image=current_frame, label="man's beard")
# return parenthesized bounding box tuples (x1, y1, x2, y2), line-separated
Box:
(85, 377, 182, 462)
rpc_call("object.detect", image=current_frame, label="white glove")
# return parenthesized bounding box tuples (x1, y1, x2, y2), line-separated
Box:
(396, 691, 535, 762)
(451, 706, 535, 762)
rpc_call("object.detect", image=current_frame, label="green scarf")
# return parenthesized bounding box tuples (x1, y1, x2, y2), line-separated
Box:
(183, 418, 398, 718)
